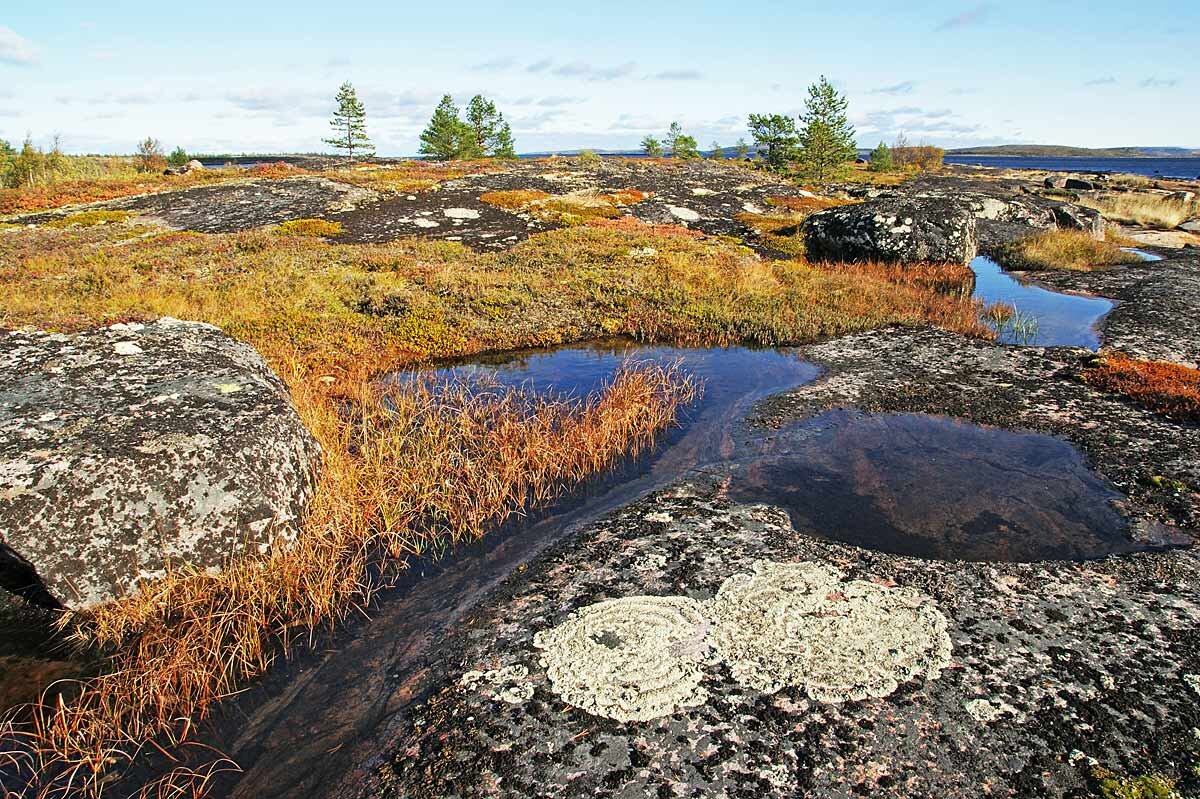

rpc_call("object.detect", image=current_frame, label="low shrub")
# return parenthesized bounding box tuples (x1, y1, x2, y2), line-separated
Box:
(1082, 354, 1200, 423)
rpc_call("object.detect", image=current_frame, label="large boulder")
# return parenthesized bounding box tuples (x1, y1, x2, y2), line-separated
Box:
(802, 196, 978, 264)
(0, 319, 321, 608)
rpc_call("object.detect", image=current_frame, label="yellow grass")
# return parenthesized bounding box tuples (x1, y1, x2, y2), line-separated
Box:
(1077, 192, 1198, 229)
(274, 218, 344, 237)
(991, 229, 1142, 271)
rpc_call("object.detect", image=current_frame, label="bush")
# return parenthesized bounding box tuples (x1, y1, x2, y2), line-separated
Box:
(135, 137, 165, 173)
(578, 150, 601, 167)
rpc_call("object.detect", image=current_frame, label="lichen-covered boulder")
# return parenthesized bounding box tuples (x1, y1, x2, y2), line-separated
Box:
(802, 196, 978, 264)
(0, 319, 320, 608)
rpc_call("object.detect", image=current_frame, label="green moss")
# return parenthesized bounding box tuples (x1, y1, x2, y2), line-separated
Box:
(1092, 767, 1177, 799)
(276, 218, 344, 237)
(45, 210, 132, 228)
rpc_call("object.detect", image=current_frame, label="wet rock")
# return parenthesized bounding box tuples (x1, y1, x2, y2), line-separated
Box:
(0, 319, 320, 608)
(803, 196, 979, 264)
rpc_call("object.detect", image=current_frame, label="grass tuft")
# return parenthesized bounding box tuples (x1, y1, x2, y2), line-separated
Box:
(992, 229, 1142, 271)
(479, 189, 551, 209)
(1077, 192, 1199, 229)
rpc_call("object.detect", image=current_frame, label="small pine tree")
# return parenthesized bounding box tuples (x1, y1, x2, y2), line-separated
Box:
(324, 82, 375, 160)
(868, 141, 893, 172)
(665, 121, 684, 157)
(420, 95, 470, 161)
(747, 113, 798, 170)
(167, 146, 189, 167)
(709, 140, 724, 159)
(641, 135, 663, 158)
(734, 138, 750, 160)
(673, 134, 700, 160)
(492, 119, 517, 159)
(797, 75, 857, 181)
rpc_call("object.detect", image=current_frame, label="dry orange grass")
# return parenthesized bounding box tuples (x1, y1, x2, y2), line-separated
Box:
(1, 360, 698, 797)
(584, 216, 705, 239)
(1082, 354, 1200, 423)
(478, 189, 552, 209)
(1077, 192, 1199, 229)
(274, 218, 344, 238)
(809, 259, 976, 295)
(764, 195, 851, 212)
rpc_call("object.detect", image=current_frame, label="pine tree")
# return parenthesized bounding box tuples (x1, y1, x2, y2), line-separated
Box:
(465, 95, 499, 159)
(641, 135, 663, 158)
(734, 138, 750, 160)
(868, 141, 893, 172)
(709, 140, 724, 159)
(796, 75, 857, 181)
(747, 113, 798, 171)
(493, 118, 517, 159)
(673, 134, 700, 160)
(420, 95, 470, 161)
(323, 81, 375, 160)
(665, 121, 684, 157)
(167, 146, 189, 167)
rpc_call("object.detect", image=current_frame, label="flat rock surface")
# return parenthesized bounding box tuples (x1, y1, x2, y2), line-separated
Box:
(0, 319, 320, 607)
(367, 476, 1199, 799)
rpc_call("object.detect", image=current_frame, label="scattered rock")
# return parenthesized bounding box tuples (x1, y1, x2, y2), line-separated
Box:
(0, 320, 321, 608)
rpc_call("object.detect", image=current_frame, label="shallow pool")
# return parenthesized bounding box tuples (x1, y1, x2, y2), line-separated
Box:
(731, 409, 1141, 562)
(970, 256, 1114, 348)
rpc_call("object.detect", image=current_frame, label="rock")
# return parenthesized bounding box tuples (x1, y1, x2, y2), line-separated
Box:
(1167, 191, 1195, 203)
(802, 196, 978, 264)
(185, 159, 205, 172)
(1064, 177, 1095, 191)
(0, 319, 321, 608)
(1044, 176, 1069, 189)
(1180, 220, 1200, 233)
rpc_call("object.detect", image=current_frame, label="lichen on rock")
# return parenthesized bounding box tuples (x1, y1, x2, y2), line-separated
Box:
(532, 595, 714, 722)
(708, 560, 952, 702)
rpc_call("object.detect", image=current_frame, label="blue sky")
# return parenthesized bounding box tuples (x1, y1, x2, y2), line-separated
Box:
(2, 1, 1196, 155)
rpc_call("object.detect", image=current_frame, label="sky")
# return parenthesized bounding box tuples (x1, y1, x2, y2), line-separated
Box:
(1, 1, 1197, 156)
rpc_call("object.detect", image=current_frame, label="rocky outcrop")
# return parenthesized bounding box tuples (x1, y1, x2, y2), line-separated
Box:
(0, 319, 320, 608)
(802, 196, 978, 263)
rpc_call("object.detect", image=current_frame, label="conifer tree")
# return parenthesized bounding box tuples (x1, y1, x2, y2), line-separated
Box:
(465, 95, 499, 159)
(324, 81, 375, 159)
(493, 119, 517, 159)
(673, 134, 699, 160)
(420, 95, 470, 160)
(734, 137, 750, 160)
(868, 141, 893, 172)
(796, 75, 857, 181)
(665, 121, 684, 156)
(709, 140, 724, 159)
(641, 135, 663, 158)
(747, 113, 798, 170)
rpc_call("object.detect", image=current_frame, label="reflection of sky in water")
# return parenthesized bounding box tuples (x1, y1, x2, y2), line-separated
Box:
(730, 409, 1142, 562)
(970, 256, 1113, 349)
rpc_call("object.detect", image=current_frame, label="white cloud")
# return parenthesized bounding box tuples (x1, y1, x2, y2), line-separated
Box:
(0, 26, 37, 66)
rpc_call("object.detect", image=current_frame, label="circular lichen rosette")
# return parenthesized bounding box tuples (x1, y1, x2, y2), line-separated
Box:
(709, 560, 952, 702)
(532, 595, 715, 722)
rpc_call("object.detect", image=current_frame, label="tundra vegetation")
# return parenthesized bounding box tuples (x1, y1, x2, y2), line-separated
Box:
(1077, 192, 1199, 229)
(0, 185, 996, 794)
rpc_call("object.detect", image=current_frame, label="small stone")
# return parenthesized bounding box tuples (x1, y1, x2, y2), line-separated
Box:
(113, 341, 144, 356)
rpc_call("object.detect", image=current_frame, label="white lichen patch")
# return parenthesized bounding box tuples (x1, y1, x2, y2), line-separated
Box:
(1185, 673, 1200, 696)
(667, 206, 701, 222)
(533, 595, 714, 722)
(444, 208, 481, 220)
(460, 663, 533, 704)
(708, 560, 952, 702)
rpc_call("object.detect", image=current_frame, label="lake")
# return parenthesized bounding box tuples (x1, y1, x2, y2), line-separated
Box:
(943, 154, 1200, 180)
